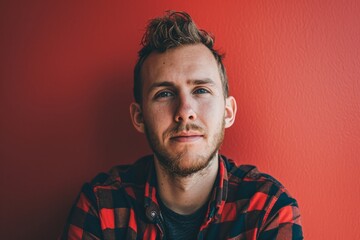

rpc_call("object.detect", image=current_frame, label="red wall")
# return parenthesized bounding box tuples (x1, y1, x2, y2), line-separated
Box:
(1, 1, 359, 239)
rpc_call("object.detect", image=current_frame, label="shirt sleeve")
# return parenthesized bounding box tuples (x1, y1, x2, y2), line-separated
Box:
(258, 190, 303, 240)
(60, 183, 103, 240)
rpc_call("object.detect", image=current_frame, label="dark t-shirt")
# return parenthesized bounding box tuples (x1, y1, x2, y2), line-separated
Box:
(158, 197, 208, 240)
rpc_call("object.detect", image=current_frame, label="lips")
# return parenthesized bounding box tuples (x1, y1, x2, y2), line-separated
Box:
(170, 132, 204, 142)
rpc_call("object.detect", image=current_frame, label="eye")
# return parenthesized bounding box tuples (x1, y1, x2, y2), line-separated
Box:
(193, 88, 210, 94)
(155, 91, 174, 99)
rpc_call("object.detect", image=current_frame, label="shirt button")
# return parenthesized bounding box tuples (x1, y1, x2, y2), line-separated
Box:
(150, 210, 157, 218)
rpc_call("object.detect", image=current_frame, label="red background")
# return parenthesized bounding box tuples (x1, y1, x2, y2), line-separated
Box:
(1, 1, 359, 239)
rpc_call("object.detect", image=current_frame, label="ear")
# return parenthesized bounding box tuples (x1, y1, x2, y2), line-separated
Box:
(130, 102, 145, 133)
(224, 96, 237, 128)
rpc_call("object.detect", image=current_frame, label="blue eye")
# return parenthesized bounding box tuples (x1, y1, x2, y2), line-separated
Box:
(194, 88, 210, 94)
(155, 91, 174, 99)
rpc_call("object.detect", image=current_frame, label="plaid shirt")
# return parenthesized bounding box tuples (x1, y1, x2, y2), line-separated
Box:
(61, 155, 303, 240)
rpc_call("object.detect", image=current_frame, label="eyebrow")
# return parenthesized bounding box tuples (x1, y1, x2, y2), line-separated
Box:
(148, 78, 215, 92)
(191, 78, 215, 86)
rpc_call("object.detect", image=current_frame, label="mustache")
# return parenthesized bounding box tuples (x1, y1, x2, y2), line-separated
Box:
(166, 123, 205, 138)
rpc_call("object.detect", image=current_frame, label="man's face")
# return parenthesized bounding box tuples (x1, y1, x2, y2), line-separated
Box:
(131, 44, 236, 177)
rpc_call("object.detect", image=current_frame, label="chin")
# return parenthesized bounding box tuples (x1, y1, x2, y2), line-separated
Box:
(174, 153, 215, 175)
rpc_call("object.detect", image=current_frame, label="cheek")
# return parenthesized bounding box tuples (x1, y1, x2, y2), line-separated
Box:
(197, 100, 225, 121)
(144, 106, 172, 130)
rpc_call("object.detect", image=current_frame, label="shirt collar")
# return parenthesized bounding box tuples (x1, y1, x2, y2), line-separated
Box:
(143, 155, 229, 222)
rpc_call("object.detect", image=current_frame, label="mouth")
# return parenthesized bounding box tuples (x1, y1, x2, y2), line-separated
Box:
(170, 133, 204, 143)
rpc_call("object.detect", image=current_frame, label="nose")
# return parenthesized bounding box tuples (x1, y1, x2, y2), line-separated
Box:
(174, 94, 197, 123)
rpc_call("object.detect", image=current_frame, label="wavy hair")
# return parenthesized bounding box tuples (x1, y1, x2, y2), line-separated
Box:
(133, 11, 228, 103)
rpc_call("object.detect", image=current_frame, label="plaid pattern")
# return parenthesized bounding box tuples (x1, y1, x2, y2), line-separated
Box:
(60, 155, 303, 239)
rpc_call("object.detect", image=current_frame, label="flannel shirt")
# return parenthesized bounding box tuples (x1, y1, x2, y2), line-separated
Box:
(61, 155, 303, 239)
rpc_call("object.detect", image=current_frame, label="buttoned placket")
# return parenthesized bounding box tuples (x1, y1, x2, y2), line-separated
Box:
(144, 156, 229, 240)
(145, 201, 168, 239)
(144, 159, 167, 239)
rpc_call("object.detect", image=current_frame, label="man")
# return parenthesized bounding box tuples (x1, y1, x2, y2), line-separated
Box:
(61, 11, 303, 240)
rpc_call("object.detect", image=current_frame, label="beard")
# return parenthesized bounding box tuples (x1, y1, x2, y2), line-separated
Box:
(144, 120, 225, 178)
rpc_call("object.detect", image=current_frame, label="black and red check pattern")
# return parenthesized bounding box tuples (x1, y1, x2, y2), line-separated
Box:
(60, 155, 303, 239)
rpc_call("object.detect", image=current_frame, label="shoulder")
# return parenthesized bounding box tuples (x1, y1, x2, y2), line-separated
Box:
(79, 155, 153, 206)
(221, 155, 296, 202)
(221, 157, 303, 237)
(89, 155, 153, 188)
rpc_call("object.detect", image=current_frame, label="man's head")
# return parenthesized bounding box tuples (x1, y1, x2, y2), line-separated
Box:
(130, 11, 236, 177)
(133, 11, 228, 104)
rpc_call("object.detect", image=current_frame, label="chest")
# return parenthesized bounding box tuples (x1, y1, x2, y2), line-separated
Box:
(99, 207, 262, 240)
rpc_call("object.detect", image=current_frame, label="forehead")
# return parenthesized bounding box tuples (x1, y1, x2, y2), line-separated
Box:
(140, 44, 221, 88)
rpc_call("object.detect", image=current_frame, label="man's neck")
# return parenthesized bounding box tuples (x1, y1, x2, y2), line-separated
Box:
(154, 155, 219, 215)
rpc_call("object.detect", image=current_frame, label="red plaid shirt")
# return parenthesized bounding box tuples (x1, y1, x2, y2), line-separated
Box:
(60, 155, 303, 239)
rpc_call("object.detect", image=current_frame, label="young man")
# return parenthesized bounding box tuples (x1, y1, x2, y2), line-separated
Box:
(61, 11, 303, 240)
